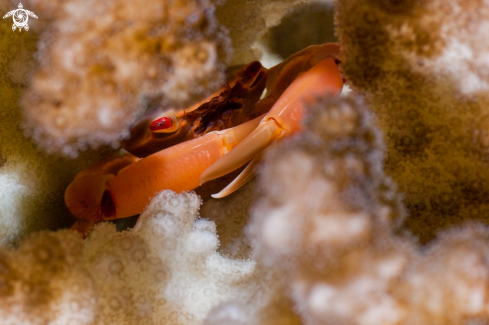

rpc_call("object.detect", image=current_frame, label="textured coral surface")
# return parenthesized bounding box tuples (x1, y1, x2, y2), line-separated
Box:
(337, 0, 489, 242)
(21, 0, 231, 156)
(0, 191, 264, 325)
(0, 0, 110, 245)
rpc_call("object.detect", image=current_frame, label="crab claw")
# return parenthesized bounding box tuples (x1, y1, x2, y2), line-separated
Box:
(103, 116, 262, 220)
(66, 114, 264, 229)
(64, 154, 139, 235)
(198, 57, 343, 196)
(210, 151, 265, 199)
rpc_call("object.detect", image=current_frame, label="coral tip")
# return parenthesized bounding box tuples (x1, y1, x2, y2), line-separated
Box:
(150, 117, 173, 132)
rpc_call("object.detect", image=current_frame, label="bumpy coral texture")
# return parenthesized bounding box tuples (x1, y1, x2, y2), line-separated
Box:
(337, 0, 489, 242)
(210, 97, 489, 325)
(396, 0, 489, 95)
(21, 0, 231, 156)
(0, 190, 270, 325)
(0, 0, 111, 246)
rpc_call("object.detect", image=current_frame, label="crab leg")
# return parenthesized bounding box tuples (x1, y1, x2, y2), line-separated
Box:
(65, 115, 263, 224)
(211, 151, 265, 199)
(199, 58, 343, 196)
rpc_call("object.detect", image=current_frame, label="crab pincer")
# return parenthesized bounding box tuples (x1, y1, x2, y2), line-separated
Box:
(65, 116, 263, 232)
(199, 57, 343, 198)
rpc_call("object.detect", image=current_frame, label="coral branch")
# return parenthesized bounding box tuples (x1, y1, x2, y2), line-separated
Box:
(21, 0, 231, 156)
(0, 191, 263, 325)
(337, 0, 489, 242)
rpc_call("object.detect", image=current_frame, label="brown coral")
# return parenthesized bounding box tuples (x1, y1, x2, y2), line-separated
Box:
(21, 0, 231, 156)
(337, 0, 489, 242)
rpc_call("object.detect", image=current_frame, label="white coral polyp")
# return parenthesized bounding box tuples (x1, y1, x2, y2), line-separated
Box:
(310, 212, 371, 245)
(427, 39, 489, 94)
(261, 205, 297, 250)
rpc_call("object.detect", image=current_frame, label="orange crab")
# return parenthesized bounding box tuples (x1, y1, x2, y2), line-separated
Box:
(65, 43, 344, 235)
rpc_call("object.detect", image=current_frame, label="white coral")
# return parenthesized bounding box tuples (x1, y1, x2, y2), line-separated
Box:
(406, 1, 489, 95)
(0, 191, 262, 325)
(21, 0, 230, 156)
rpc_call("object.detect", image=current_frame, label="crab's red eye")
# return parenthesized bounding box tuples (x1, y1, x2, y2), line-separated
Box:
(245, 61, 262, 78)
(150, 116, 172, 132)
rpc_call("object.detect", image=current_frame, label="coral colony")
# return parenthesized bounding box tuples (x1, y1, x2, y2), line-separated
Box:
(0, 0, 489, 324)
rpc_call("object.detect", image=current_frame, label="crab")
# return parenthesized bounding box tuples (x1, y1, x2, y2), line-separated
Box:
(65, 43, 344, 235)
